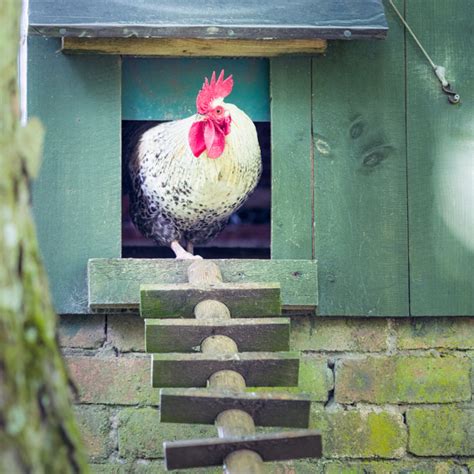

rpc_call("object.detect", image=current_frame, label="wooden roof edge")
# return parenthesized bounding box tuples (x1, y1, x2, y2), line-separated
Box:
(28, 24, 388, 41)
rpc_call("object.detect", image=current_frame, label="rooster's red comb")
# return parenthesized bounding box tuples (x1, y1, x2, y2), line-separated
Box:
(196, 70, 234, 114)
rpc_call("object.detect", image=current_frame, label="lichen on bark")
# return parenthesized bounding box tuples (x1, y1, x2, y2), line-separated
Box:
(0, 0, 88, 472)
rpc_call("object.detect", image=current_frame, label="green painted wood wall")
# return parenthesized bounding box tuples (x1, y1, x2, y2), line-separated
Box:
(309, 0, 473, 315)
(312, 0, 409, 316)
(28, 0, 474, 316)
(406, 0, 474, 315)
(28, 37, 121, 314)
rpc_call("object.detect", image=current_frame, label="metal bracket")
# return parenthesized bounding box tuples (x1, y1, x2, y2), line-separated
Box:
(435, 66, 460, 104)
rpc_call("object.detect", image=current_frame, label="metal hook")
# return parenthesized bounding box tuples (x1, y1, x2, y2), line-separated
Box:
(435, 66, 460, 104)
(442, 84, 461, 105)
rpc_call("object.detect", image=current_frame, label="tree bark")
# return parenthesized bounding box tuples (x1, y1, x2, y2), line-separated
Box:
(0, 1, 89, 472)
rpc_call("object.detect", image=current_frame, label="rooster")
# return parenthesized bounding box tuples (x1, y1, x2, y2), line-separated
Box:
(128, 70, 262, 259)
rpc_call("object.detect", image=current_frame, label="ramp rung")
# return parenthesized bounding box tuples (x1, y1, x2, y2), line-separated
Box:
(145, 317, 290, 353)
(164, 430, 322, 470)
(152, 352, 299, 388)
(160, 388, 311, 427)
(140, 282, 281, 318)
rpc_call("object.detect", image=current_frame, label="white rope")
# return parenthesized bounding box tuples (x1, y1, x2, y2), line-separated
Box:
(388, 0, 459, 102)
(389, 0, 436, 69)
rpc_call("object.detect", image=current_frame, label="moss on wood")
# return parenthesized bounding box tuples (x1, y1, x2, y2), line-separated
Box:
(0, 1, 88, 471)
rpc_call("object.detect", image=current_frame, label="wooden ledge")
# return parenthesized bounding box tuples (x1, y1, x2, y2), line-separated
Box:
(62, 37, 327, 56)
(88, 258, 318, 311)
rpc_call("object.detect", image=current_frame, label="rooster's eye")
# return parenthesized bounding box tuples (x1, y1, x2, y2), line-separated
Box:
(215, 107, 223, 115)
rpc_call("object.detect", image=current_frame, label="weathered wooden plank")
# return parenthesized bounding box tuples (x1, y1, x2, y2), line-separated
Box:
(88, 258, 318, 310)
(270, 57, 314, 260)
(160, 388, 310, 427)
(62, 37, 327, 56)
(145, 318, 290, 353)
(140, 282, 281, 318)
(122, 58, 269, 122)
(152, 352, 300, 387)
(312, 0, 409, 316)
(406, 0, 474, 315)
(28, 37, 121, 314)
(29, 0, 387, 40)
(164, 430, 322, 470)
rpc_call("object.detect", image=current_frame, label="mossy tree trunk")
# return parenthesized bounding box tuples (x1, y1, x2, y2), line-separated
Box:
(0, 1, 89, 472)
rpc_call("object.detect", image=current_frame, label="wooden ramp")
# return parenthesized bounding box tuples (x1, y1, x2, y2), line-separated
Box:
(142, 260, 322, 472)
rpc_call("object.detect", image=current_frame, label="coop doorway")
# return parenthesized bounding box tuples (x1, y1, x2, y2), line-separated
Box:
(120, 58, 271, 259)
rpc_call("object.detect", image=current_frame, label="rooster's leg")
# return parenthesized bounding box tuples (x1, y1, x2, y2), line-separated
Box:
(186, 241, 194, 255)
(171, 240, 202, 260)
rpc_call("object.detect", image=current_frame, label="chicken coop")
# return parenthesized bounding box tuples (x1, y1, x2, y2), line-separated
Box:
(27, 0, 393, 315)
(27, 0, 474, 471)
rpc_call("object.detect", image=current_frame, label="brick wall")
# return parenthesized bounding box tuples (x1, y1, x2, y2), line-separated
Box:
(60, 315, 474, 473)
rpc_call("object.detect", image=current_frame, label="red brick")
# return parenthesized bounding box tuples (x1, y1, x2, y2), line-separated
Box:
(407, 407, 474, 456)
(395, 318, 474, 350)
(107, 314, 144, 352)
(67, 355, 159, 405)
(291, 317, 388, 352)
(335, 355, 471, 404)
(75, 405, 113, 462)
(59, 315, 105, 349)
(310, 406, 406, 458)
(118, 407, 214, 459)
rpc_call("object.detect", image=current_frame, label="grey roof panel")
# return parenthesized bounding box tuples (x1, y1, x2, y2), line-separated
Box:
(29, 0, 388, 40)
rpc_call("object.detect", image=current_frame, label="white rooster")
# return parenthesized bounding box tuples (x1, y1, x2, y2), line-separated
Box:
(128, 70, 262, 259)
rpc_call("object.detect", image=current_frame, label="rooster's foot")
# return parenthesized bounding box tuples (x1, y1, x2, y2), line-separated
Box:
(176, 251, 203, 260)
(171, 241, 203, 260)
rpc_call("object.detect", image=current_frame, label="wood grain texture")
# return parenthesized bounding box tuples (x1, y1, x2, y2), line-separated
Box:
(270, 58, 314, 260)
(151, 352, 300, 387)
(28, 37, 121, 314)
(312, 1, 409, 316)
(140, 282, 281, 318)
(194, 300, 230, 320)
(164, 430, 322, 469)
(145, 318, 290, 353)
(225, 450, 263, 474)
(208, 371, 246, 391)
(201, 335, 238, 356)
(122, 58, 269, 122)
(29, 0, 388, 40)
(62, 37, 327, 57)
(88, 258, 318, 310)
(160, 388, 311, 427)
(406, 0, 474, 315)
(187, 261, 222, 285)
(216, 410, 255, 438)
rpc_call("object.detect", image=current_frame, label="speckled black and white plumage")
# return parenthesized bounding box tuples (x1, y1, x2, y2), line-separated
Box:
(128, 103, 261, 247)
